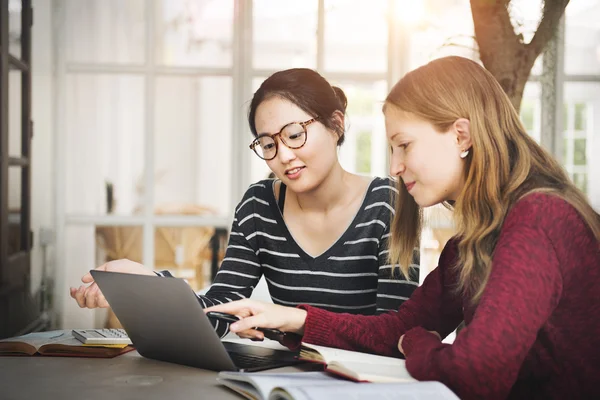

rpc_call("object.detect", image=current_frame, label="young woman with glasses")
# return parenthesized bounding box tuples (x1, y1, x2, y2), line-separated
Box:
(71, 68, 419, 338)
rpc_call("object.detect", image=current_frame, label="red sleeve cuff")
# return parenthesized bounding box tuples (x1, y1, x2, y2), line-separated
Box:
(297, 304, 336, 345)
(402, 326, 441, 356)
(280, 304, 335, 350)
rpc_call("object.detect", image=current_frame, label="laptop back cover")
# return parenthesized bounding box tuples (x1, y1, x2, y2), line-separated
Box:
(90, 270, 237, 371)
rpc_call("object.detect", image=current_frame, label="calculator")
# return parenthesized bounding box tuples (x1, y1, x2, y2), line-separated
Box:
(72, 329, 132, 345)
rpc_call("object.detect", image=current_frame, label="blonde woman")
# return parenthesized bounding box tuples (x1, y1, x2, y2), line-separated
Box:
(207, 56, 600, 399)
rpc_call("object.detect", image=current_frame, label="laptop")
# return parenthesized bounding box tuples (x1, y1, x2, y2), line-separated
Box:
(90, 270, 302, 372)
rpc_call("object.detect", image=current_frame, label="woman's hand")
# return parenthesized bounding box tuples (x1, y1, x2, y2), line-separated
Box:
(398, 330, 441, 355)
(69, 259, 155, 309)
(205, 299, 307, 341)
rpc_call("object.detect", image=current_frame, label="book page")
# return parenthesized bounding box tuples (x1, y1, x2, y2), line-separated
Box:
(0, 330, 72, 354)
(268, 381, 459, 400)
(329, 360, 415, 383)
(218, 371, 342, 400)
(0, 341, 35, 356)
(301, 343, 405, 367)
(0, 330, 132, 357)
(219, 379, 262, 400)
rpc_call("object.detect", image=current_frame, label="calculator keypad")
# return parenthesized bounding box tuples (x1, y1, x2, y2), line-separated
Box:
(72, 329, 132, 345)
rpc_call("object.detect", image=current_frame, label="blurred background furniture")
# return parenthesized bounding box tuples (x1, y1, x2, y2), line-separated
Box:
(95, 204, 227, 328)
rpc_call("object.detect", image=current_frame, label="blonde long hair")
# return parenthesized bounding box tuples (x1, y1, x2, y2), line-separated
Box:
(386, 56, 600, 303)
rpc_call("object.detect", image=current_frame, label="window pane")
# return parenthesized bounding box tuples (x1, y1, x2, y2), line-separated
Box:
(324, 0, 387, 73)
(334, 80, 388, 177)
(574, 103, 587, 131)
(520, 102, 535, 131)
(355, 131, 372, 174)
(65, 75, 145, 215)
(65, 0, 146, 64)
(563, 82, 598, 210)
(248, 77, 274, 184)
(9, 0, 21, 57)
(8, 167, 20, 215)
(155, 0, 233, 67)
(154, 76, 232, 216)
(154, 226, 221, 291)
(573, 138, 587, 165)
(520, 82, 541, 142)
(8, 167, 21, 256)
(253, 0, 318, 69)
(9, 71, 21, 157)
(565, 0, 600, 75)
(406, 0, 476, 71)
(573, 173, 588, 195)
(563, 137, 570, 166)
(564, 83, 597, 137)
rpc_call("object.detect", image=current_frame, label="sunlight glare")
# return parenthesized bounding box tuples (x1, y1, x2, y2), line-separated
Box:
(393, 0, 426, 26)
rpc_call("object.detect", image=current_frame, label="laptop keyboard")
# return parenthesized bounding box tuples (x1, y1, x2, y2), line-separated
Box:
(228, 352, 287, 369)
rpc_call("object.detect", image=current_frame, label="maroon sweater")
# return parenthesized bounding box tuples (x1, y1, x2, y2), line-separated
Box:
(291, 194, 600, 399)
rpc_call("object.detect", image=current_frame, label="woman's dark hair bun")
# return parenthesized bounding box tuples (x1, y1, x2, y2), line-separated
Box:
(332, 86, 348, 113)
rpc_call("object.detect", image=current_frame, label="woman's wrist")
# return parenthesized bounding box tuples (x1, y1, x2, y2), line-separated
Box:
(289, 308, 307, 335)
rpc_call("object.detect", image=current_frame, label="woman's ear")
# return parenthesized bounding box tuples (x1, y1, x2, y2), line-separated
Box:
(453, 118, 472, 152)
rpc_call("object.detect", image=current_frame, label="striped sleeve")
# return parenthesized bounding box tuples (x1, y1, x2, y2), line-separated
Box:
(203, 219, 262, 301)
(202, 188, 270, 336)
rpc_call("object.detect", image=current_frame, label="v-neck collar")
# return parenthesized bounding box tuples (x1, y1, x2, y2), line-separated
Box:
(269, 178, 377, 262)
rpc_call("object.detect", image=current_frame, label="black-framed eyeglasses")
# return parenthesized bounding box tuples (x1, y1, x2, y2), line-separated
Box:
(249, 118, 318, 160)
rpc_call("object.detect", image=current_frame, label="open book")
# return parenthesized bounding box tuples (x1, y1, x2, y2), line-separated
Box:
(299, 343, 414, 383)
(217, 371, 459, 400)
(0, 330, 134, 358)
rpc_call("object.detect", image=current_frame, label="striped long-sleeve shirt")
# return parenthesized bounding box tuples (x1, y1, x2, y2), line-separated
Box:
(160, 177, 419, 336)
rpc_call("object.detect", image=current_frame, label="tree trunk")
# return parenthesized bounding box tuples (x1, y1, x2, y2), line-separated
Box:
(470, 0, 570, 111)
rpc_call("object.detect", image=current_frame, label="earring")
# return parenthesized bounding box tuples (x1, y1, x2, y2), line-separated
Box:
(460, 149, 469, 159)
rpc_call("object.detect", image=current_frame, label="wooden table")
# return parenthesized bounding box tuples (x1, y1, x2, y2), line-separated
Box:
(0, 347, 319, 400)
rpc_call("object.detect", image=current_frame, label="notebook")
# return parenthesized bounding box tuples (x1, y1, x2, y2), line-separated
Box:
(90, 270, 302, 372)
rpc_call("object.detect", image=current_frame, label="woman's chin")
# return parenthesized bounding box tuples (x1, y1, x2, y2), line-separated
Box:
(412, 194, 442, 208)
(286, 178, 323, 195)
